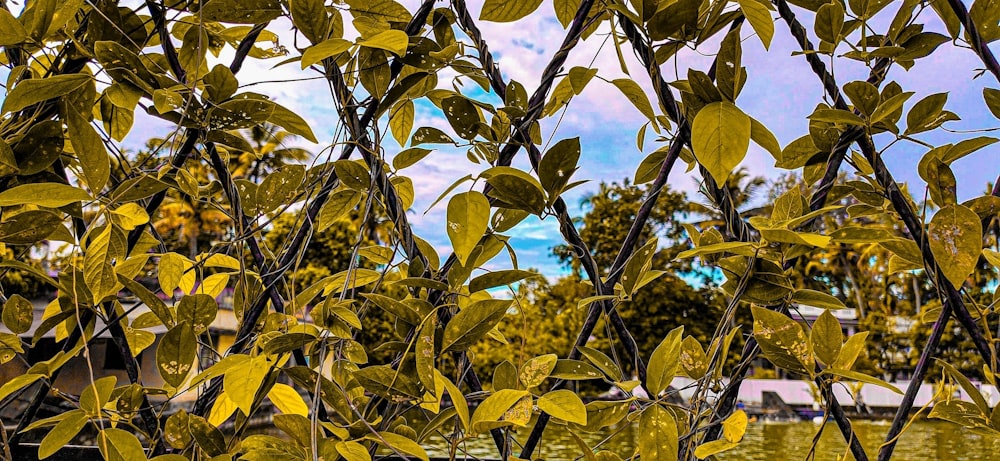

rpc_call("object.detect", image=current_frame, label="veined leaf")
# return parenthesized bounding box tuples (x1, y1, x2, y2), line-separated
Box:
(738, 0, 774, 48)
(519, 354, 558, 388)
(751, 305, 814, 374)
(200, 0, 282, 24)
(358, 30, 409, 56)
(928, 204, 982, 288)
(538, 389, 587, 425)
(0, 183, 91, 207)
(469, 269, 539, 293)
(470, 389, 529, 432)
(3, 74, 92, 114)
(611, 79, 657, 124)
(301, 38, 352, 68)
(480, 0, 544, 22)
(0, 9, 27, 46)
(157, 322, 197, 388)
(811, 310, 843, 366)
(790, 289, 847, 309)
(39, 410, 88, 459)
(224, 355, 270, 415)
(638, 405, 678, 461)
(692, 102, 751, 184)
(647, 326, 683, 395)
(441, 299, 511, 352)
(268, 383, 309, 416)
(447, 191, 490, 266)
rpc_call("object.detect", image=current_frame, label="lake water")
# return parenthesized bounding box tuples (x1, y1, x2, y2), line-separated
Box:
(425, 419, 1000, 460)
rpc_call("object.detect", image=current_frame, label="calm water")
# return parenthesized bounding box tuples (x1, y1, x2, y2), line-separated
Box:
(425, 419, 1000, 460)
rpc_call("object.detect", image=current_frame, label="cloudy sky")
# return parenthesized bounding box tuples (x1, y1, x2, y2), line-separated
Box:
(122, 1, 1000, 279)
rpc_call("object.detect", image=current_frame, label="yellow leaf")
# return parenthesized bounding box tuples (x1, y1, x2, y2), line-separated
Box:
(208, 392, 238, 426)
(268, 383, 309, 416)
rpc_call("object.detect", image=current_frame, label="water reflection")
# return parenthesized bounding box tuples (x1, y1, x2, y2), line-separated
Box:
(425, 420, 1000, 460)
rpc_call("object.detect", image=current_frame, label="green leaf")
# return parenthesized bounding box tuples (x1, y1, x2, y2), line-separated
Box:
(393, 147, 433, 170)
(441, 96, 482, 140)
(470, 269, 538, 293)
(480, 0, 544, 22)
(414, 317, 436, 391)
(833, 332, 868, 370)
(355, 364, 420, 399)
(751, 305, 814, 374)
(790, 289, 847, 309)
(2, 294, 34, 334)
(939, 360, 991, 413)
(759, 228, 830, 247)
(692, 101, 751, 184)
(970, 0, 1000, 42)
(290, 0, 330, 43)
(694, 439, 740, 459)
(519, 354, 558, 388)
(200, 0, 282, 24)
(157, 322, 197, 388)
(176, 294, 219, 334)
(635, 147, 669, 184)
(737, 0, 774, 49)
(118, 276, 174, 327)
(647, 326, 683, 395)
(358, 29, 409, 56)
(224, 355, 269, 414)
(188, 414, 227, 457)
(723, 409, 749, 442)
(0, 9, 27, 45)
(98, 428, 148, 461)
(905, 92, 952, 134)
(550, 359, 605, 380)
(390, 100, 415, 146)
(553, 0, 582, 27)
(809, 108, 866, 126)
(638, 405, 678, 461)
(84, 224, 124, 303)
(984, 88, 1000, 120)
(470, 389, 529, 432)
(538, 389, 587, 425)
(336, 441, 372, 461)
(268, 101, 318, 143)
(870, 91, 915, 124)
(447, 191, 490, 266)
(539, 138, 581, 198)
(822, 368, 902, 394)
(436, 370, 470, 431)
(679, 336, 709, 379)
(647, 0, 700, 40)
(811, 310, 843, 366)
(576, 345, 623, 381)
(158, 253, 195, 295)
(39, 410, 88, 459)
(676, 241, 754, 259)
(3, 74, 92, 114)
(318, 189, 362, 231)
(482, 166, 547, 215)
(750, 117, 781, 160)
(0, 183, 91, 208)
(301, 38, 353, 68)
(815, 1, 845, 43)
(844, 81, 880, 117)
(611, 79, 657, 124)
(441, 299, 511, 352)
(928, 204, 982, 288)
(411, 126, 456, 145)
(66, 108, 110, 192)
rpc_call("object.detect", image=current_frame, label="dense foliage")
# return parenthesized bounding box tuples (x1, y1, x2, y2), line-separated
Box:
(1, 0, 1000, 460)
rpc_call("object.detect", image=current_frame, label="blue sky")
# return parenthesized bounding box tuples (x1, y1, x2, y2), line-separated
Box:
(110, 1, 1000, 280)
